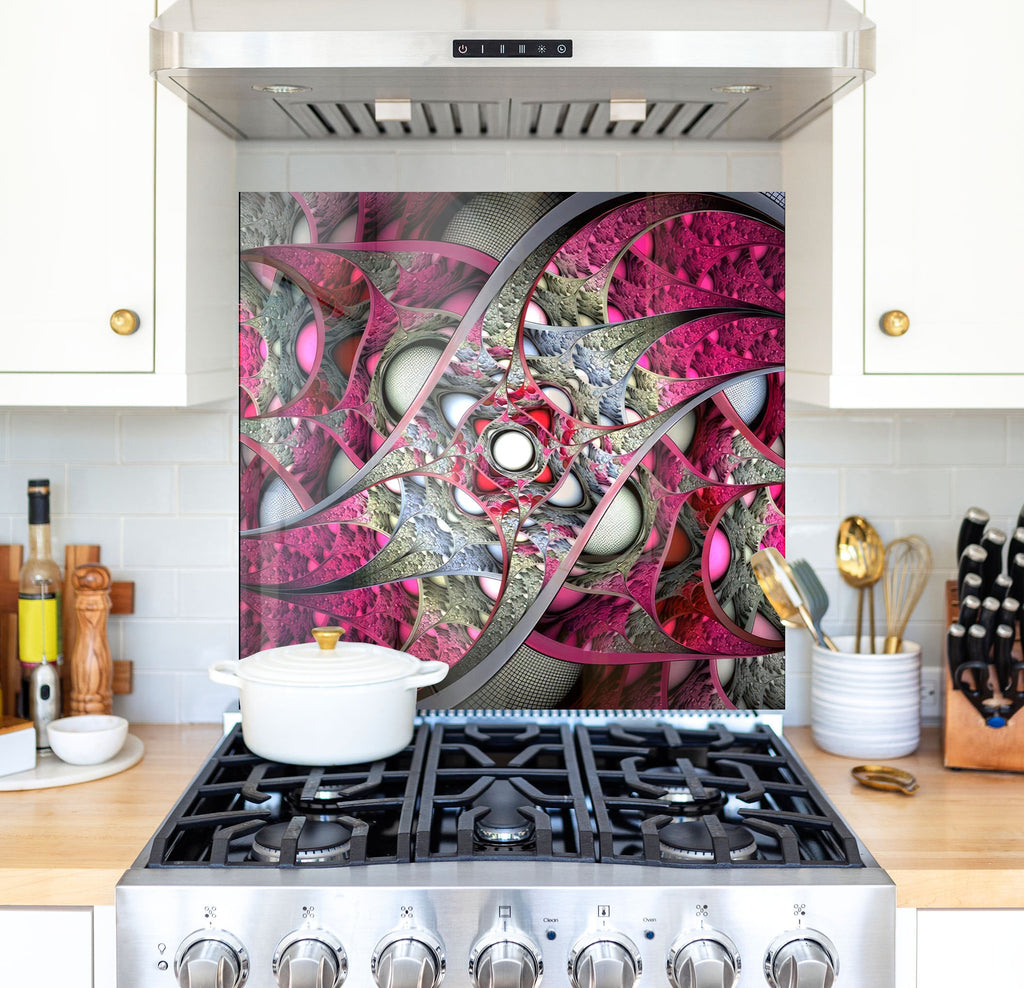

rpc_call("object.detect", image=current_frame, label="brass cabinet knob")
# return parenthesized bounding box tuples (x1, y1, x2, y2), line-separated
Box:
(880, 310, 910, 337)
(109, 308, 140, 336)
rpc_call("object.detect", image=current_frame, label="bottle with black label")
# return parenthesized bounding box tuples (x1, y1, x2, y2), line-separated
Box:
(18, 479, 62, 737)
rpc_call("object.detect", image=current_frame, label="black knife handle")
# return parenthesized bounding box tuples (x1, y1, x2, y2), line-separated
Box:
(958, 594, 982, 628)
(980, 529, 1008, 588)
(960, 572, 984, 603)
(958, 545, 988, 598)
(998, 596, 1020, 630)
(957, 506, 990, 561)
(946, 623, 967, 689)
(1011, 552, 1024, 604)
(978, 596, 1002, 646)
(965, 624, 993, 697)
(990, 573, 1014, 603)
(1009, 527, 1024, 567)
(995, 624, 1016, 695)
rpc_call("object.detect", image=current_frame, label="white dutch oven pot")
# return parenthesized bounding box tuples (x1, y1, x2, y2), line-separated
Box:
(209, 627, 448, 765)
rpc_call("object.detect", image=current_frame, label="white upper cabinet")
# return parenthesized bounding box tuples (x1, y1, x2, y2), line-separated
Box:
(0, 0, 236, 406)
(785, 0, 1024, 408)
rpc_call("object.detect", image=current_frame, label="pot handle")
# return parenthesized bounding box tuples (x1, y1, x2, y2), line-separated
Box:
(407, 660, 449, 689)
(209, 660, 242, 689)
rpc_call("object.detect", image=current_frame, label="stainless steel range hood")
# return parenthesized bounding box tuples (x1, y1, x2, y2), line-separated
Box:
(151, 0, 874, 142)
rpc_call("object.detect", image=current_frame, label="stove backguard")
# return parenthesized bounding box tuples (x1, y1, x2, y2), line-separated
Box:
(238, 191, 785, 714)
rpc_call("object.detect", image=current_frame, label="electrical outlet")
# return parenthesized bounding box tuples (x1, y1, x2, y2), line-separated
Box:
(920, 667, 942, 720)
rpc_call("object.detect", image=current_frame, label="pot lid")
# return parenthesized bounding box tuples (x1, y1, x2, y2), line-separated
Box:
(237, 627, 435, 687)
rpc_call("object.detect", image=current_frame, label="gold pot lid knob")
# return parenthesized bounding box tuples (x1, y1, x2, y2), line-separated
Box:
(880, 310, 910, 337)
(311, 626, 344, 650)
(110, 308, 140, 336)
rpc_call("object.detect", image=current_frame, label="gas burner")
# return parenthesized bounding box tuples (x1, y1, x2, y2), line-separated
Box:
(658, 821, 758, 863)
(251, 820, 352, 864)
(472, 780, 536, 845)
(656, 785, 727, 817)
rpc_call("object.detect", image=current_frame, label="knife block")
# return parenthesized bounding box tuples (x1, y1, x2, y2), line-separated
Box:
(943, 580, 1024, 772)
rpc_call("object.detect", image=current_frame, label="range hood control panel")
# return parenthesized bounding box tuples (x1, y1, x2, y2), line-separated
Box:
(452, 40, 573, 58)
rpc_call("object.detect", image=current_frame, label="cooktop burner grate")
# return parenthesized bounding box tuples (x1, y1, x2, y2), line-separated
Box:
(143, 719, 863, 870)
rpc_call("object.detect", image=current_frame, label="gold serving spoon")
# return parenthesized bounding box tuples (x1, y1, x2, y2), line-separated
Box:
(751, 547, 839, 651)
(836, 516, 885, 653)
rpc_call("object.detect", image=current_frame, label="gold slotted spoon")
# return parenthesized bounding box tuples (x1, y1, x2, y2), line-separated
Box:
(836, 516, 885, 653)
(751, 547, 839, 651)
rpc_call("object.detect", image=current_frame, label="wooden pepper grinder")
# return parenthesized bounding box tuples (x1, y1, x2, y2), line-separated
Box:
(69, 564, 113, 715)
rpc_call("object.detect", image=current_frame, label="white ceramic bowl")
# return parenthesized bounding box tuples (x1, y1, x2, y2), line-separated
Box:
(47, 715, 128, 765)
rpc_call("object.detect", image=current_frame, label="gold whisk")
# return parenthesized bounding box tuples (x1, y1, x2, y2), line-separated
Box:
(882, 535, 932, 654)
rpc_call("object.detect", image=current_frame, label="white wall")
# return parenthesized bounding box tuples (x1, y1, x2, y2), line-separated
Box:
(3, 139, 1018, 723)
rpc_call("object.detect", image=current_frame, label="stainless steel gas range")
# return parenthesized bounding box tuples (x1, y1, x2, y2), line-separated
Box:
(116, 712, 894, 988)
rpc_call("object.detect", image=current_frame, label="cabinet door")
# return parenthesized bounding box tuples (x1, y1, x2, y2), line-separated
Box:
(863, 0, 1024, 376)
(0, 907, 94, 988)
(0, 0, 154, 374)
(917, 910, 1020, 985)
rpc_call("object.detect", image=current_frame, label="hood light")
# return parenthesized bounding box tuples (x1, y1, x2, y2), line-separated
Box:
(713, 84, 771, 95)
(252, 84, 311, 94)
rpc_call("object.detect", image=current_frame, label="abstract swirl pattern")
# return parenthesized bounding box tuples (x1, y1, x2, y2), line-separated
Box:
(239, 191, 786, 711)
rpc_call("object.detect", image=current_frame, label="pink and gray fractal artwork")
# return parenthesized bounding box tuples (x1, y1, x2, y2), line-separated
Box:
(239, 192, 786, 711)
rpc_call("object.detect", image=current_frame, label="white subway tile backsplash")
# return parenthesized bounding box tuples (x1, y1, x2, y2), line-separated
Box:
(0, 465, 67, 514)
(949, 469, 1024, 531)
(1007, 417, 1024, 464)
(236, 150, 289, 190)
(69, 465, 176, 515)
(288, 153, 399, 191)
(783, 469, 840, 519)
(396, 153, 511, 189)
(180, 465, 238, 515)
(179, 569, 239, 619)
(124, 517, 236, 568)
(9, 412, 117, 463)
(121, 411, 230, 463)
(6, 135, 1024, 729)
(113, 671, 181, 724)
(49, 516, 124, 567)
(729, 153, 783, 189)
(180, 672, 239, 724)
(509, 152, 617, 190)
(122, 619, 237, 672)
(899, 413, 1006, 465)
(786, 413, 893, 466)
(843, 467, 951, 519)
(118, 569, 180, 619)
(617, 153, 728, 190)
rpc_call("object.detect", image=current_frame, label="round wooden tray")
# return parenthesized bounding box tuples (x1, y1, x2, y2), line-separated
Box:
(0, 734, 143, 791)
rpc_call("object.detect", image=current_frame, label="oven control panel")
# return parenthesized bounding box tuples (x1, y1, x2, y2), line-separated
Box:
(117, 876, 891, 987)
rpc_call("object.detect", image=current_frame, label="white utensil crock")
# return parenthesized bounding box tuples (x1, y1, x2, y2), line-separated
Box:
(209, 632, 448, 765)
(810, 635, 921, 759)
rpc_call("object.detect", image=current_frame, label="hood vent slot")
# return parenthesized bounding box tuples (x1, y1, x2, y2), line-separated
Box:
(516, 99, 734, 139)
(283, 100, 508, 139)
(279, 98, 736, 140)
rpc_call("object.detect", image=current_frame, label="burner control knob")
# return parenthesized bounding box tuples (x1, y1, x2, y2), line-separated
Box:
(668, 932, 740, 988)
(470, 935, 544, 988)
(568, 934, 642, 988)
(372, 932, 445, 988)
(764, 931, 838, 988)
(273, 931, 347, 988)
(174, 930, 249, 988)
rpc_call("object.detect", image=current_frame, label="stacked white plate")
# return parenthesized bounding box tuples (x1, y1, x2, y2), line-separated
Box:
(810, 636, 921, 759)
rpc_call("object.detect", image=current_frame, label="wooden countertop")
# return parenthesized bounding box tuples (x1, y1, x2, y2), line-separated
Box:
(787, 725, 1024, 909)
(0, 724, 222, 907)
(0, 724, 1020, 909)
